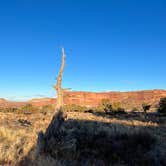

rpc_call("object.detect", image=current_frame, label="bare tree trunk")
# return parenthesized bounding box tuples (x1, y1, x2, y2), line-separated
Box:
(36, 49, 66, 156)
(54, 48, 65, 111)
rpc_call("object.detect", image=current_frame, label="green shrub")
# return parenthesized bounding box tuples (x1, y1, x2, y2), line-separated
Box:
(40, 104, 54, 114)
(112, 102, 126, 114)
(142, 103, 151, 113)
(112, 102, 121, 110)
(157, 97, 166, 114)
(0, 107, 18, 113)
(115, 107, 126, 114)
(62, 104, 87, 112)
(97, 99, 126, 114)
(101, 99, 111, 107)
(131, 107, 139, 112)
(99, 99, 112, 113)
(21, 104, 38, 114)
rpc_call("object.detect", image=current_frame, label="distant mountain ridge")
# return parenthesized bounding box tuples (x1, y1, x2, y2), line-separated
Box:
(0, 98, 56, 108)
(0, 90, 166, 109)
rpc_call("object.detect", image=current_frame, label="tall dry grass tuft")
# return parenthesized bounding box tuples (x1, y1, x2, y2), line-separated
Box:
(0, 127, 36, 165)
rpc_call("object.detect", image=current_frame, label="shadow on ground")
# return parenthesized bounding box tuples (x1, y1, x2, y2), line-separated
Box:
(91, 111, 166, 125)
(18, 111, 166, 166)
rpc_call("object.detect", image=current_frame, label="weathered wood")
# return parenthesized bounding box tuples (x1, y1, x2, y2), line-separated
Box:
(54, 48, 65, 111)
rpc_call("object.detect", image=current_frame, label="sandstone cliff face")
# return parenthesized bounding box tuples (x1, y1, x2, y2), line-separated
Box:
(28, 98, 56, 107)
(63, 90, 166, 109)
(0, 90, 166, 109)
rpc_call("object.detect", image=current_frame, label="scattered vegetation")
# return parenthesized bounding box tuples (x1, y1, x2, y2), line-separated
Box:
(0, 104, 53, 114)
(157, 97, 166, 114)
(17, 119, 32, 127)
(0, 97, 165, 116)
(21, 104, 39, 114)
(40, 104, 54, 115)
(96, 99, 126, 114)
(62, 104, 88, 112)
(0, 107, 166, 166)
(0, 97, 166, 165)
(142, 103, 151, 113)
(0, 107, 18, 113)
(131, 107, 139, 112)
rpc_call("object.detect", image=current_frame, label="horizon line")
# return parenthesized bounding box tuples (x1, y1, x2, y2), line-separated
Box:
(1, 89, 166, 102)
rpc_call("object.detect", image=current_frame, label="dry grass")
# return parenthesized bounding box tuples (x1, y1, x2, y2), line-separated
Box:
(0, 127, 35, 165)
(0, 111, 166, 166)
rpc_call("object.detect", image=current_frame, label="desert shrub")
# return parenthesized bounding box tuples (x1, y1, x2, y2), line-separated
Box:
(131, 107, 139, 112)
(94, 104, 106, 113)
(97, 99, 113, 113)
(0, 107, 37, 114)
(111, 102, 126, 114)
(0, 107, 18, 113)
(84, 109, 94, 113)
(62, 104, 87, 112)
(17, 119, 32, 126)
(157, 97, 166, 114)
(40, 104, 54, 115)
(112, 102, 121, 110)
(101, 99, 110, 107)
(114, 107, 126, 114)
(0, 107, 6, 113)
(21, 104, 38, 114)
(98, 99, 126, 114)
(142, 103, 151, 113)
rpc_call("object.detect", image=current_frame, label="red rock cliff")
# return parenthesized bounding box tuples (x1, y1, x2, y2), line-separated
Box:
(1, 90, 166, 109)
(63, 90, 166, 109)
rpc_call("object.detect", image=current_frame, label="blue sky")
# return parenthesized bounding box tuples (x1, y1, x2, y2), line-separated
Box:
(0, 0, 166, 101)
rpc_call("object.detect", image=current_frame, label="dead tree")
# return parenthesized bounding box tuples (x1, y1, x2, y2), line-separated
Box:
(36, 49, 68, 156)
(54, 48, 65, 111)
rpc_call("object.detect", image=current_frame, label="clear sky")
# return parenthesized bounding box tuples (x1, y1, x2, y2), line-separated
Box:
(0, 0, 166, 101)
